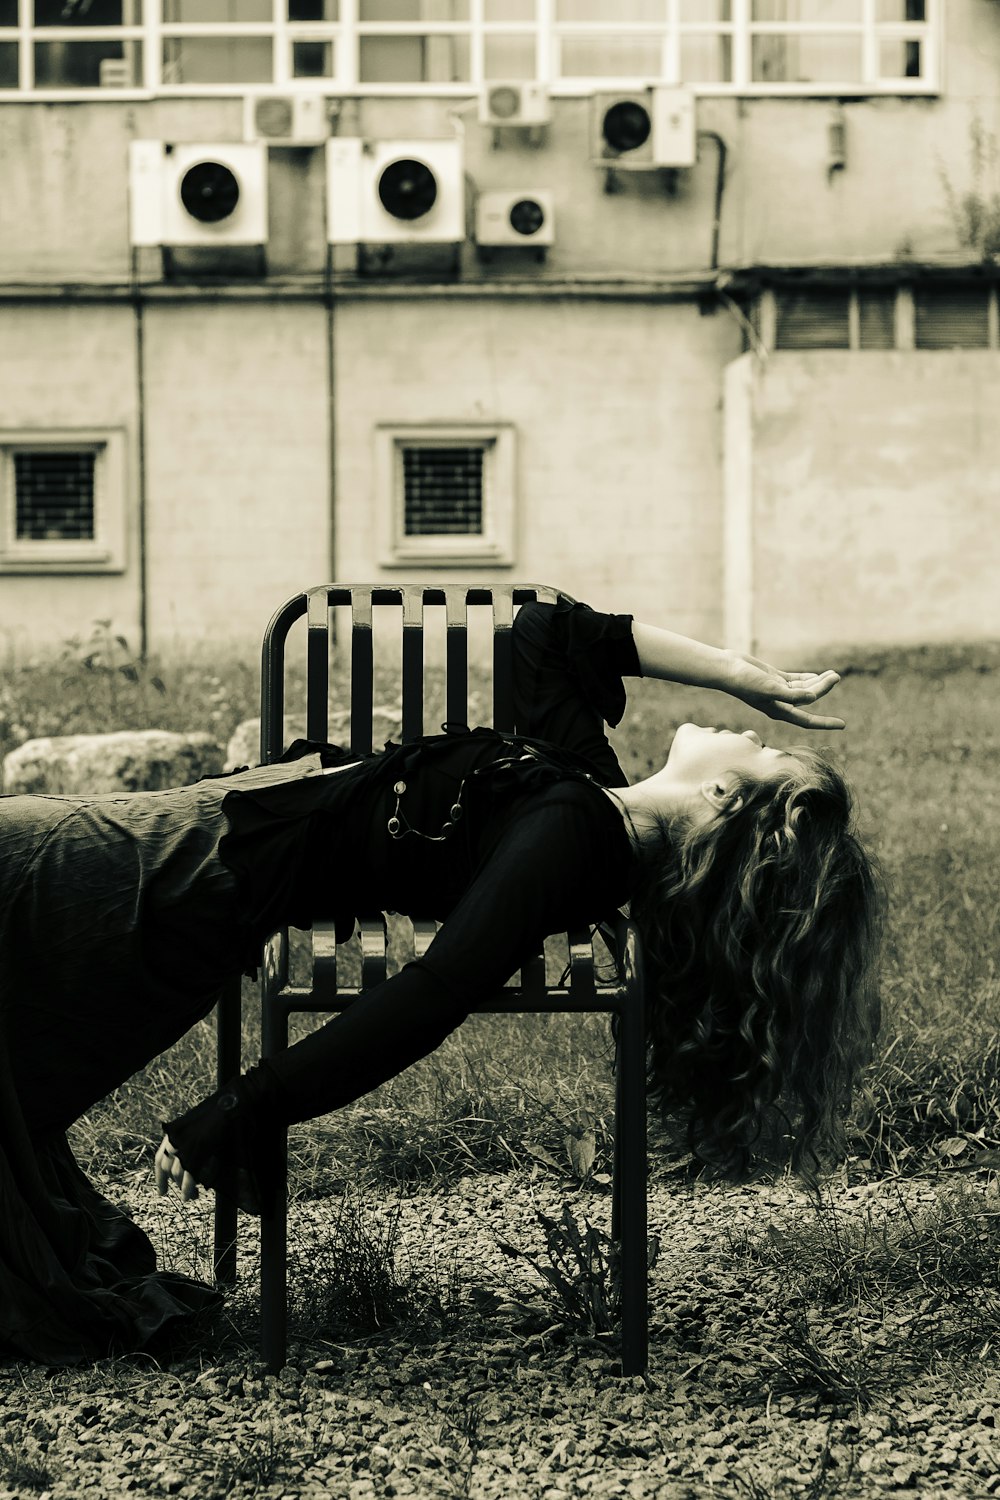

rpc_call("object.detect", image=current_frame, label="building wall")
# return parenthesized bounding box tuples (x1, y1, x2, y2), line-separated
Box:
(725, 350, 1000, 655)
(0, 3, 997, 281)
(0, 302, 141, 657)
(335, 296, 742, 641)
(1, 2, 999, 655)
(142, 299, 330, 645)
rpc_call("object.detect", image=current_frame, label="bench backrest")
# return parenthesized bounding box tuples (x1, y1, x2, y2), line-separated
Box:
(259, 582, 573, 760)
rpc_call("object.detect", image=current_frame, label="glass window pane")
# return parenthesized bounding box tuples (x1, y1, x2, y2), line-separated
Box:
(34, 39, 142, 85)
(0, 42, 17, 85)
(753, 0, 861, 18)
(753, 33, 862, 83)
(878, 0, 924, 18)
(161, 36, 273, 84)
(292, 38, 333, 75)
(557, 0, 664, 18)
(485, 0, 534, 18)
(879, 38, 921, 77)
(858, 290, 896, 349)
(681, 0, 730, 18)
(35, 0, 128, 23)
(914, 287, 990, 350)
(681, 32, 731, 81)
(559, 35, 663, 77)
(775, 290, 850, 349)
(0, 0, 16, 24)
(162, 1, 273, 20)
(359, 32, 470, 82)
(360, 0, 471, 20)
(289, 0, 338, 17)
(483, 32, 535, 79)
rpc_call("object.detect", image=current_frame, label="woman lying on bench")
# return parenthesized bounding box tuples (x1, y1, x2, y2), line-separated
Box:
(0, 598, 882, 1363)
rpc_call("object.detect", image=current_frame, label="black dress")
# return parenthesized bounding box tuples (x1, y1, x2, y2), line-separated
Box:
(0, 599, 641, 1363)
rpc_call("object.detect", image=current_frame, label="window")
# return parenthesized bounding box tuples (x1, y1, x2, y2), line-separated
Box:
(0, 431, 127, 572)
(765, 282, 999, 351)
(376, 424, 515, 567)
(0, 0, 939, 94)
(914, 285, 991, 349)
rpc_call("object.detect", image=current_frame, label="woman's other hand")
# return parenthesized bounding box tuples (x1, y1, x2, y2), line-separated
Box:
(724, 653, 846, 730)
(154, 1132, 200, 1201)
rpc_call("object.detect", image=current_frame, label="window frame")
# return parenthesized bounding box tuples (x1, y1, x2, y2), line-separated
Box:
(375, 421, 515, 569)
(0, 0, 942, 98)
(0, 428, 127, 573)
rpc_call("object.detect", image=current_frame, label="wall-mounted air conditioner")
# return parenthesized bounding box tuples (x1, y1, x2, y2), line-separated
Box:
(128, 142, 268, 247)
(475, 190, 554, 248)
(478, 81, 551, 128)
(243, 92, 328, 146)
(592, 86, 696, 169)
(326, 138, 465, 245)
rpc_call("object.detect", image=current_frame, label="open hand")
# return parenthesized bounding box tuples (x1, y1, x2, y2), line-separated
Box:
(724, 653, 845, 730)
(154, 1132, 200, 1201)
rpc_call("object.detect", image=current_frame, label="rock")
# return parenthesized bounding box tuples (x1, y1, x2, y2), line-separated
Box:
(225, 705, 403, 772)
(224, 715, 310, 772)
(1, 729, 224, 794)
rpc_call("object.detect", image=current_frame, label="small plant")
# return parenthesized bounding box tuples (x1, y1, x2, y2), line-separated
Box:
(939, 113, 1000, 259)
(283, 1190, 458, 1339)
(0, 1429, 56, 1494)
(496, 1204, 659, 1336)
(61, 618, 167, 721)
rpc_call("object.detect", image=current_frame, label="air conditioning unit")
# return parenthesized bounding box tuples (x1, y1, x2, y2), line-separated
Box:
(128, 142, 268, 247)
(479, 81, 551, 128)
(475, 190, 554, 248)
(243, 92, 328, 146)
(592, 86, 696, 170)
(326, 138, 465, 245)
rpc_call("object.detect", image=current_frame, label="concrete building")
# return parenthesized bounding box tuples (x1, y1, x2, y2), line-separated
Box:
(0, 1, 997, 657)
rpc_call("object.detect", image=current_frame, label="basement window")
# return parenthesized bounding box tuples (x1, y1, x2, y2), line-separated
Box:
(377, 424, 515, 568)
(0, 431, 127, 572)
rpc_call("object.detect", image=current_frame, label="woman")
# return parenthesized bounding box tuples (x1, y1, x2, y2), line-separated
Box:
(0, 599, 881, 1363)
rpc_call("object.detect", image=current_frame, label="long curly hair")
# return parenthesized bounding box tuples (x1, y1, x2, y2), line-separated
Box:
(625, 746, 884, 1181)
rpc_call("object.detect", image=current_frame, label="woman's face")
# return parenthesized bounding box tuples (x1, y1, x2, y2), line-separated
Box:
(664, 723, 798, 788)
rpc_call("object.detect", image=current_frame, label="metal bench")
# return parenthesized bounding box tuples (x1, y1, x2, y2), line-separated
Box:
(214, 583, 649, 1373)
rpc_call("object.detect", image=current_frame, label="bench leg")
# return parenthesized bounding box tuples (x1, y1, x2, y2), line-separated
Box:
(614, 929, 648, 1376)
(261, 991, 289, 1372)
(213, 976, 242, 1287)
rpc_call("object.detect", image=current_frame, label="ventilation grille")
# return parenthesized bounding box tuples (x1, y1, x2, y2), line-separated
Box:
(402, 446, 484, 536)
(14, 450, 96, 541)
(915, 287, 990, 349)
(775, 290, 850, 350)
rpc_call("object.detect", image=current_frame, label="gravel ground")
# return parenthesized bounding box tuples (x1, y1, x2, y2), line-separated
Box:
(2, 1168, 999, 1500)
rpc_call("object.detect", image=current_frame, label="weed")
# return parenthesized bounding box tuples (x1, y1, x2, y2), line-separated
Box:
(0, 1428, 56, 1494)
(496, 1203, 660, 1336)
(281, 1190, 460, 1341)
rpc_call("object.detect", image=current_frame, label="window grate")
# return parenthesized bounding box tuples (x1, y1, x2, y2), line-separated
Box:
(775, 290, 851, 350)
(402, 445, 484, 536)
(914, 286, 990, 349)
(14, 450, 96, 541)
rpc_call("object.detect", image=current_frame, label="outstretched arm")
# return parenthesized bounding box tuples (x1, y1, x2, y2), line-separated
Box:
(631, 622, 845, 731)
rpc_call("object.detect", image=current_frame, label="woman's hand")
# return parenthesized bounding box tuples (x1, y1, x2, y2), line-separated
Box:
(723, 653, 846, 730)
(154, 1132, 200, 1201)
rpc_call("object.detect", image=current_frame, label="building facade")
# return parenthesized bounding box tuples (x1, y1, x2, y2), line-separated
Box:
(0, 1, 998, 656)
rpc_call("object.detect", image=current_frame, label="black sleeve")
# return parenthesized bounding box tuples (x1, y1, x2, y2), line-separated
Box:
(415, 784, 630, 1002)
(513, 599, 641, 787)
(261, 786, 632, 1125)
